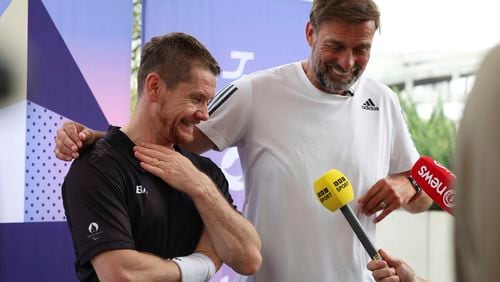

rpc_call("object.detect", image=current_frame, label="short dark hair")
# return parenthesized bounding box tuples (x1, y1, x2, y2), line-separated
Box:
(309, 0, 380, 32)
(137, 32, 220, 95)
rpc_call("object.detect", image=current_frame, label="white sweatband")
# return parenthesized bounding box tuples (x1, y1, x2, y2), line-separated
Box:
(172, 252, 216, 282)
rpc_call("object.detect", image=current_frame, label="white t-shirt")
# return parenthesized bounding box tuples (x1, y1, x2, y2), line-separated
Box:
(199, 62, 419, 282)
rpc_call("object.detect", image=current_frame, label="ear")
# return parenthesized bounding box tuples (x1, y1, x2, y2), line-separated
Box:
(305, 21, 315, 47)
(145, 73, 162, 102)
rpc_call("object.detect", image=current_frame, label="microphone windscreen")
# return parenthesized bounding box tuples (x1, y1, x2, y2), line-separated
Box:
(314, 169, 354, 212)
(411, 156, 455, 214)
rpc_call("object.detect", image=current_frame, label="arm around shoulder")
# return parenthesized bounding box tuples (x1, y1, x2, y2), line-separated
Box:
(180, 127, 217, 154)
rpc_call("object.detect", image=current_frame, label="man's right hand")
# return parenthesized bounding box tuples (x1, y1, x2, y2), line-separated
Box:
(54, 121, 99, 161)
(367, 249, 423, 282)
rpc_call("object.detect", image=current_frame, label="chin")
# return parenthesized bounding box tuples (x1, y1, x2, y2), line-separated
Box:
(174, 134, 194, 145)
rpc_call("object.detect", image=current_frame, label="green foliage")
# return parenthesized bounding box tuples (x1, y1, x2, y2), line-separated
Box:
(130, 0, 142, 114)
(397, 91, 457, 170)
(397, 90, 457, 211)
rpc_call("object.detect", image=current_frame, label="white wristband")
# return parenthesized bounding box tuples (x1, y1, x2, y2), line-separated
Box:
(172, 252, 216, 282)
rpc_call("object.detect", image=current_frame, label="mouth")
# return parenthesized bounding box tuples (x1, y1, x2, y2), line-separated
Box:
(330, 65, 353, 78)
(181, 119, 199, 127)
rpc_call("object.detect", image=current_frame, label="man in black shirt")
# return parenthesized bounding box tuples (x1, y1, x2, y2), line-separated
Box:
(62, 33, 262, 282)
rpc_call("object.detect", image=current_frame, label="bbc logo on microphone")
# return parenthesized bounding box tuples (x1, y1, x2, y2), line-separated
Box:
(317, 187, 332, 203)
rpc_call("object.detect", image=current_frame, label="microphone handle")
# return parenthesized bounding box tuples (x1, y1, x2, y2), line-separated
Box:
(340, 205, 381, 260)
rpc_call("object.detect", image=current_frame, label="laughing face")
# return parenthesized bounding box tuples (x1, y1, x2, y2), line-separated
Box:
(306, 19, 375, 94)
(157, 66, 216, 145)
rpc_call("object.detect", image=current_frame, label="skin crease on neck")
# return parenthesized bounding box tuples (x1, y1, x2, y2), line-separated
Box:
(121, 67, 216, 147)
(303, 19, 376, 95)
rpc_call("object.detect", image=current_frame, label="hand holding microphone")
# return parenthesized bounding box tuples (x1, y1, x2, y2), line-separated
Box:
(314, 169, 381, 260)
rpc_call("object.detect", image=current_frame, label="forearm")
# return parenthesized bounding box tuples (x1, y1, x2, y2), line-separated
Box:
(92, 249, 180, 282)
(192, 176, 262, 275)
(131, 143, 261, 274)
(196, 229, 223, 270)
(390, 171, 432, 213)
(404, 191, 432, 213)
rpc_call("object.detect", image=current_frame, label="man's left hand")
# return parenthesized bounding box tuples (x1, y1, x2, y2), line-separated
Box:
(358, 173, 413, 223)
(133, 143, 210, 197)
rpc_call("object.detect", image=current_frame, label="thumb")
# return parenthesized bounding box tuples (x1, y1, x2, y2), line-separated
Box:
(79, 128, 94, 144)
(379, 249, 401, 267)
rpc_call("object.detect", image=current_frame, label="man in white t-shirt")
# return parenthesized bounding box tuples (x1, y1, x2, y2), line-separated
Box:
(55, 0, 432, 281)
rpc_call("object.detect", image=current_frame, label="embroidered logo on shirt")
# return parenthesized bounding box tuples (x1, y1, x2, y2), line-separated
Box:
(87, 222, 104, 241)
(136, 185, 148, 195)
(88, 222, 99, 233)
(362, 98, 379, 111)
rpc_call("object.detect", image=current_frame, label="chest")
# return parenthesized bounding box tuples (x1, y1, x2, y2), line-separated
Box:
(252, 92, 392, 154)
(124, 173, 203, 256)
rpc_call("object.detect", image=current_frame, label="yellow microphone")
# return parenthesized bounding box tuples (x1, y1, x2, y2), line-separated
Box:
(314, 169, 381, 260)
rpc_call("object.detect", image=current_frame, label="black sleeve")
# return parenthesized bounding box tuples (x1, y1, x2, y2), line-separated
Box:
(206, 160, 237, 210)
(62, 161, 135, 264)
(193, 155, 237, 211)
(176, 146, 238, 211)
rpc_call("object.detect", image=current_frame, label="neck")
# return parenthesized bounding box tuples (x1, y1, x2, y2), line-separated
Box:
(302, 60, 323, 92)
(121, 105, 174, 148)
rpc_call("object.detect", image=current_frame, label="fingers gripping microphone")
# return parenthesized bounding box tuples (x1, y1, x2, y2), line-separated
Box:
(314, 169, 381, 260)
(410, 156, 455, 215)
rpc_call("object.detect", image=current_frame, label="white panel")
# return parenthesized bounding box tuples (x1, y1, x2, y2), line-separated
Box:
(428, 211, 455, 282)
(0, 101, 27, 223)
(0, 0, 28, 223)
(376, 210, 429, 279)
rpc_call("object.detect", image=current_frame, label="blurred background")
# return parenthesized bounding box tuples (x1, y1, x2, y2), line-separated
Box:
(0, 0, 498, 281)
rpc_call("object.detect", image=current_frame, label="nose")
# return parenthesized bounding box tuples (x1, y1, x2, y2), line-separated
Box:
(337, 50, 355, 71)
(195, 103, 209, 121)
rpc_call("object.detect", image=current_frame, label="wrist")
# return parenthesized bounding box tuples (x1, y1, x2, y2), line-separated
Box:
(195, 247, 223, 269)
(189, 174, 216, 201)
(407, 176, 422, 204)
(171, 252, 216, 282)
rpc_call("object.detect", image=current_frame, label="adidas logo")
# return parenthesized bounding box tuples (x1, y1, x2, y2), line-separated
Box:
(362, 98, 379, 111)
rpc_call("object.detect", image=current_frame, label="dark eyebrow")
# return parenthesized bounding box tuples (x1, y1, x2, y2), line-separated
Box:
(357, 43, 371, 48)
(323, 39, 343, 46)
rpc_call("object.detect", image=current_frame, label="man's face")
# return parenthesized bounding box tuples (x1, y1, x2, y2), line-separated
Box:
(307, 20, 375, 94)
(157, 67, 216, 145)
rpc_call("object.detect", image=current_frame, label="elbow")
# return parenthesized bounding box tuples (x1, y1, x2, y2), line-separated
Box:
(241, 251, 262, 275)
(97, 269, 135, 282)
(231, 247, 262, 276)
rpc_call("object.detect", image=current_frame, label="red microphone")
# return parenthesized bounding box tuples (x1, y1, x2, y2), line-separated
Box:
(410, 156, 455, 215)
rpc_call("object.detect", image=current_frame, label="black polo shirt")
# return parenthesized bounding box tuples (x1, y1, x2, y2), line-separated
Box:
(62, 126, 233, 282)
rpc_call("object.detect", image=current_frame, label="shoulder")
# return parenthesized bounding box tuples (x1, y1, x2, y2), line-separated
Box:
(71, 139, 116, 171)
(77, 138, 113, 163)
(357, 76, 401, 107)
(358, 76, 396, 97)
(177, 147, 230, 195)
(233, 62, 300, 86)
(177, 146, 224, 177)
(66, 139, 125, 184)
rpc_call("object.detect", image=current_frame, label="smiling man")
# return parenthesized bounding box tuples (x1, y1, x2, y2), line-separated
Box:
(56, 1, 431, 281)
(62, 33, 261, 282)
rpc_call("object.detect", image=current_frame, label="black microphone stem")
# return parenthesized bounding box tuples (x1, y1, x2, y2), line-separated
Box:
(340, 205, 381, 260)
